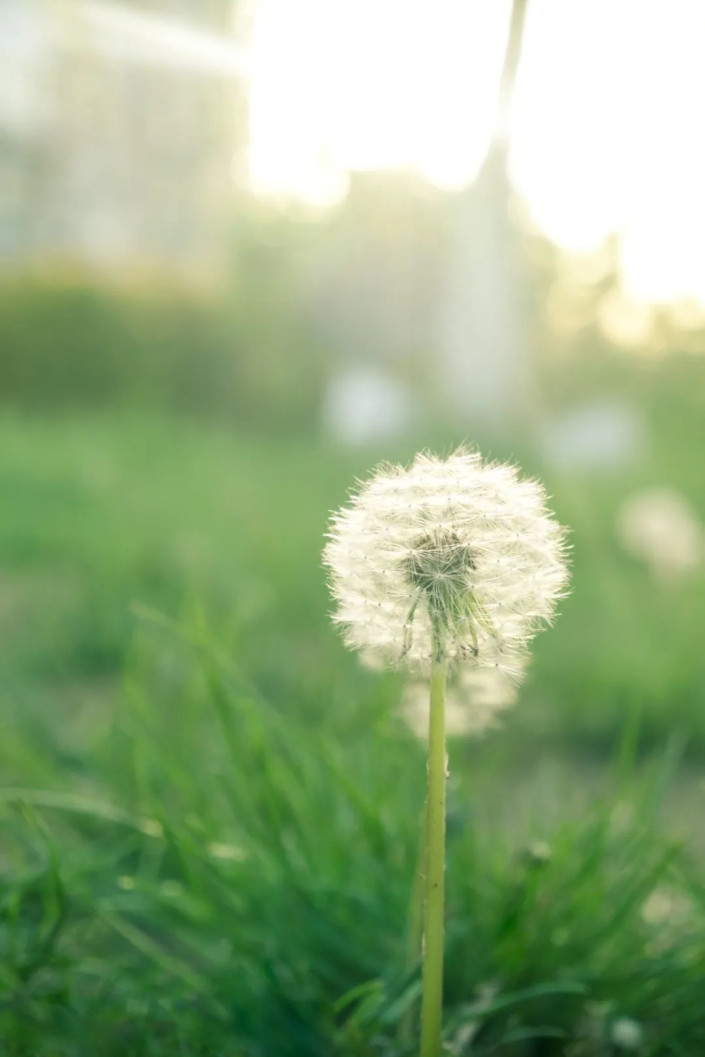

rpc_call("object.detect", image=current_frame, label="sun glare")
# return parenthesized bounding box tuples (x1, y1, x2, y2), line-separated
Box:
(248, 0, 705, 305)
(248, 0, 513, 199)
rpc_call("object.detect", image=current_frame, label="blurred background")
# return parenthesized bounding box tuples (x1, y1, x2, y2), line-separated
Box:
(3, 2, 705, 1053)
(3, 0, 705, 749)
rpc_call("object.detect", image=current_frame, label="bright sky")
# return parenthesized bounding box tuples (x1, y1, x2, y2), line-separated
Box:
(248, 0, 705, 306)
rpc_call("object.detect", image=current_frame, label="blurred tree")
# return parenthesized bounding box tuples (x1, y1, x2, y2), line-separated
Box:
(0, 0, 246, 282)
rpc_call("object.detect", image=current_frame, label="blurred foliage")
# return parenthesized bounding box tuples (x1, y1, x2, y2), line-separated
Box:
(3, 403, 705, 760)
(0, 250, 326, 433)
(1, 404, 705, 1050)
(0, 176, 463, 435)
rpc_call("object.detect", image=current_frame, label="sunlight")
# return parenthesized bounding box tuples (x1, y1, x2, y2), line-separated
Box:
(248, 0, 513, 198)
(248, 0, 705, 305)
(511, 0, 705, 305)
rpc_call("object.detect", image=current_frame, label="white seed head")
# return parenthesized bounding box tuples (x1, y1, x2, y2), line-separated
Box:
(323, 449, 569, 676)
(401, 664, 520, 739)
(609, 1018, 643, 1051)
(617, 487, 704, 583)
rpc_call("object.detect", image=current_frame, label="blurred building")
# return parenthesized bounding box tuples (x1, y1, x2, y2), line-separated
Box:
(0, 0, 247, 279)
(439, 144, 533, 428)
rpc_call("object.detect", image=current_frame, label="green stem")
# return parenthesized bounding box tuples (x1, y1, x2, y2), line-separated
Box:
(419, 655, 447, 1057)
(398, 806, 427, 1043)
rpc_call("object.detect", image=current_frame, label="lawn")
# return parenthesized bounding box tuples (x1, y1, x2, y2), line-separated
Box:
(2, 405, 705, 1054)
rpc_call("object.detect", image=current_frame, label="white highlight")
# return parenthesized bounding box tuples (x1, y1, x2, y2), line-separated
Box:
(248, 0, 705, 304)
(248, 0, 513, 200)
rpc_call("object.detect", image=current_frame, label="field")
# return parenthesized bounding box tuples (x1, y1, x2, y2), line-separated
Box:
(2, 392, 705, 1055)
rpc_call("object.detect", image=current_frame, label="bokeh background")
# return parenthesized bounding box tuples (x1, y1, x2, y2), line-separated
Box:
(3, 2, 705, 1054)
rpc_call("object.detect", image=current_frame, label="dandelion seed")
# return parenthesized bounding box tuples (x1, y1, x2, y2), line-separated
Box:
(323, 449, 568, 675)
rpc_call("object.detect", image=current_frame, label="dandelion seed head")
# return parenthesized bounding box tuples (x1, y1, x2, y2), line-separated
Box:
(401, 663, 520, 739)
(617, 487, 704, 583)
(323, 449, 569, 675)
(610, 1017, 644, 1051)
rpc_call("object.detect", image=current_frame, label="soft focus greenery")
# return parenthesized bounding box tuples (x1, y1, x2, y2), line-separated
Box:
(1, 392, 705, 1053)
(2, 381, 705, 756)
(0, 256, 325, 433)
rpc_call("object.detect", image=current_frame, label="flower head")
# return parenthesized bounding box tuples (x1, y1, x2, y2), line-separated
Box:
(401, 664, 520, 739)
(609, 1018, 643, 1051)
(617, 487, 704, 583)
(323, 449, 568, 676)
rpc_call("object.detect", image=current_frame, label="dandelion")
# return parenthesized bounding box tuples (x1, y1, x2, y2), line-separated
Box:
(617, 487, 704, 583)
(400, 664, 520, 740)
(324, 450, 567, 678)
(610, 1017, 644, 1051)
(323, 449, 568, 1057)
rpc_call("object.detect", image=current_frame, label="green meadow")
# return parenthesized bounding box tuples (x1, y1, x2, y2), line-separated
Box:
(2, 377, 705, 1054)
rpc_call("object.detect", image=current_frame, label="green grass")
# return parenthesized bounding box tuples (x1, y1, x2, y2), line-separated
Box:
(3, 618, 704, 1055)
(1, 406, 705, 756)
(2, 406, 705, 1054)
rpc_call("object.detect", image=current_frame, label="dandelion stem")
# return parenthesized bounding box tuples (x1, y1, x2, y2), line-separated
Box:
(398, 806, 427, 1043)
(419, 654, 446, 1057)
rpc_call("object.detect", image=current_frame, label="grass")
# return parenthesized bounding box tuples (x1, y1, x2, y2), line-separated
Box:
(2, 404, 705, 756)
(2, 403, 705, 1053)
